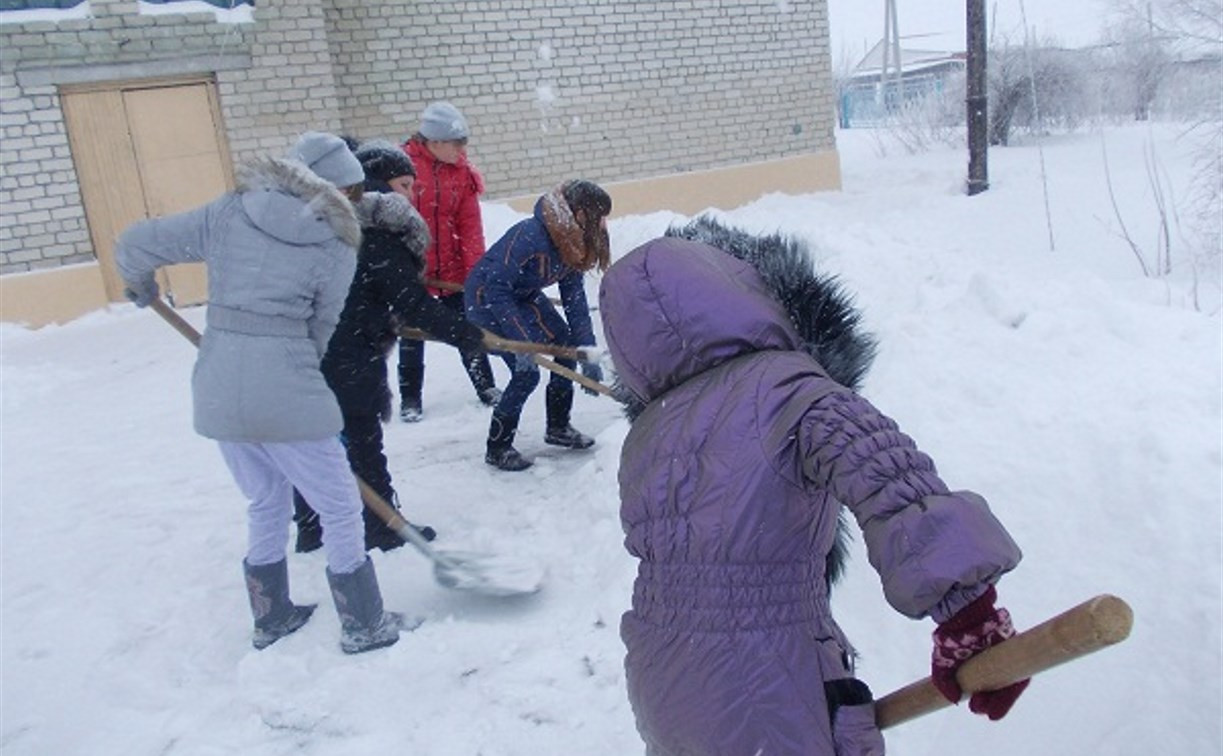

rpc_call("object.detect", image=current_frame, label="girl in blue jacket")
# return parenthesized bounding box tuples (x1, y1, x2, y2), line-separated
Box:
(464, 180, 611, 471)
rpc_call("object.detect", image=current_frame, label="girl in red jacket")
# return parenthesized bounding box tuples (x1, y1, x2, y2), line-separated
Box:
(398, 102, 500, 420)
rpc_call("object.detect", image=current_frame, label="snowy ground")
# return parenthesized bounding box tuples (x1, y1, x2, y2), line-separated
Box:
(3, 122, 1220, 755)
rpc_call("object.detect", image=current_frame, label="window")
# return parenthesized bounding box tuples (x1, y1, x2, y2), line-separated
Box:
(138, 0, 253, 22)
(0, 0, 89, 24)
(141, 0, 252, 7)
(0, 0, 87, 10)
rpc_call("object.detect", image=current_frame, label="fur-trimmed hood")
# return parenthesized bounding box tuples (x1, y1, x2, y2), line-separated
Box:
(236, 156, 362, 249)
(601, 216, 876, 416)
(664, 216, 876, 392)
(353, 191, 430, 264)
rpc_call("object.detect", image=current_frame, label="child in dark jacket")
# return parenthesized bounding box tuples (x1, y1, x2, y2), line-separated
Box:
(599, 217, 1029, 755)
(464, 179, 611, 471)
(294, 140, 488, 553)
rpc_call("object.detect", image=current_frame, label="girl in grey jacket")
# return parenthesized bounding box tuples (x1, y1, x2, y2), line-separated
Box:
(116, 132, 411, 654)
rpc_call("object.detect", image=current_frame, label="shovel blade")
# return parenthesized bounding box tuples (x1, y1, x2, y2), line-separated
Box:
(431, 549, 547, 597)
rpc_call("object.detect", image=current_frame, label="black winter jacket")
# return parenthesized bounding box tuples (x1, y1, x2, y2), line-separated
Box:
(321, 191, 485, 418)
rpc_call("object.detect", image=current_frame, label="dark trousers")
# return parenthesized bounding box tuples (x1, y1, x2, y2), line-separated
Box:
(398, 292, 494, 401)
(493, 353, 576, 428)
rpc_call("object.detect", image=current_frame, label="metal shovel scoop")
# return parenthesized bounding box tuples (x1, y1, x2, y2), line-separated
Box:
(356, 479, 546, 597)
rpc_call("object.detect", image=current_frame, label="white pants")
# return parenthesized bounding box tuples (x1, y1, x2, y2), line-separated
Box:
(218, 438, 366, 575)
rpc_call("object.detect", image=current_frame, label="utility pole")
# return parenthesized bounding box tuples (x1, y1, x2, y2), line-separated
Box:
(881, 0, 902, 115)
(966, 0, 989, 195)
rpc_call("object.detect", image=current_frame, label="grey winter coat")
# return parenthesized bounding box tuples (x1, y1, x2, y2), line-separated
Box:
(116, 157, 361, 442)
(599, 236, 1022, 755)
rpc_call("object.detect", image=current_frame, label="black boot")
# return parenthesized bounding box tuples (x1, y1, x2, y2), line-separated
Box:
(244, 558, 317, 650)
(485, 412, 532, 471)
(399, 342, 424, 422)
(544, 424, 595, 449)
(292, 490, 323, 554)
(326, 557, 419, 654)
(399, 397, 423, 423)
(544, 381, 594, 449)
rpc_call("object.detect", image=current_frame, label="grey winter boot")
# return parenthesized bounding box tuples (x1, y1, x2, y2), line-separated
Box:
(243, 558, 317, 650)
(326, 557, 419, 654)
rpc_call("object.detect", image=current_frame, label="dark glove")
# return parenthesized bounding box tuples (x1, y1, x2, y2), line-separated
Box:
(931, 585, 1029, 721)
(124, 277, 159, 308)
(579, 360, 603, 396)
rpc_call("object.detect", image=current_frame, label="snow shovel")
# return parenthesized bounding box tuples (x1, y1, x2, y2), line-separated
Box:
(148, 299, 546, 598)
(875, 593, 1134, 730)
(354, 478, 545, 597)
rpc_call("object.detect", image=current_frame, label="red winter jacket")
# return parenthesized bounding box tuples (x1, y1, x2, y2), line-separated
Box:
(403, 138, 486, 296)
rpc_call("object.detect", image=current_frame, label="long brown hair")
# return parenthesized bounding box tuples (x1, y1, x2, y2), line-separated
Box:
(561, 179, 612, 272)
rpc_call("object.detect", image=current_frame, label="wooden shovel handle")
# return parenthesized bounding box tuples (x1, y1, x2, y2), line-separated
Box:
(423, 278, 465, 294)
(532, 354, 618, 399)
(875, 594, 1133, 730)
(400, 326, 596, 363)
(149, 299, 201, 347)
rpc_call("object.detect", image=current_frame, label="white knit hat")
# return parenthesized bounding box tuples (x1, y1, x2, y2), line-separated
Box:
(287, 131, 365, 187)
(418, 102, 469, 141)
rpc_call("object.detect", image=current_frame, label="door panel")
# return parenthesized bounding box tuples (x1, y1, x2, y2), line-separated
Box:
(62, 79, 232, 307)
(61, 90, 149, 302)
(124, 84, 229, 305)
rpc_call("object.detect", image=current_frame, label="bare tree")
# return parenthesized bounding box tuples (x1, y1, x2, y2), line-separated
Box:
(1106, 0, 1221, 308)
(987, 36, 1087, 146)
(1100, 11, 1171, 121)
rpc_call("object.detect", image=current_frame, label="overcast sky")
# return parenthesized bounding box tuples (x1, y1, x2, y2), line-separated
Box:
(827, 0, 1116, 64)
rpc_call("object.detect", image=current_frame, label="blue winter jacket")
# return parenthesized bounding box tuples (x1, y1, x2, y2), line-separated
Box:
(463, 196, 595, 348)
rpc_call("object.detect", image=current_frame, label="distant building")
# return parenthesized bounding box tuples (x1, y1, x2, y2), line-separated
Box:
(839, 38, 965, 128)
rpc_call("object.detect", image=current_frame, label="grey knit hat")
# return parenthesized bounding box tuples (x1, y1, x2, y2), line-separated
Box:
(418, 102, 469, 142)
(287, 131, 365, 187)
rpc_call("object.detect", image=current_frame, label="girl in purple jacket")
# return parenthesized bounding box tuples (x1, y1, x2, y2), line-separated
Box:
(598, 217, 1029, 755)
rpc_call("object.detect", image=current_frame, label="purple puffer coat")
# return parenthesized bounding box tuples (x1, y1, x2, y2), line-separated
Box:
(599, 238, 1022, 756)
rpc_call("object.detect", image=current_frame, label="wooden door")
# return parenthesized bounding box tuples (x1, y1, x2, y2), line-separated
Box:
(61, 89, 149, 303)
(62, 78, 233, 306)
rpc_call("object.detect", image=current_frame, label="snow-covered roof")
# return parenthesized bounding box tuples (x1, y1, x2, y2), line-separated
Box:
(850, 35, 965, 79)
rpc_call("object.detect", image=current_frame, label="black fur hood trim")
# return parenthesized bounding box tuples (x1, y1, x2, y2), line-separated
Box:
(664, 215, 877, 392)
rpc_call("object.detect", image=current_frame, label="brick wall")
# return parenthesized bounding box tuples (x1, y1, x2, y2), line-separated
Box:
(0, 0, 345, 274)
(0, 0, 835, 276)
(218, 0, 345, 161)
(327, 0, 836, 198)
(1, 0, 254, 273)
(0, 72, 91, 273)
